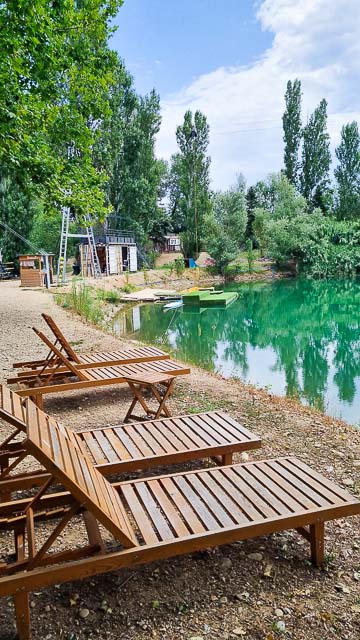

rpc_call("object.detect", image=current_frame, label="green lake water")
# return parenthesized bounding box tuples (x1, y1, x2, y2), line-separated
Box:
(112, 278, 360, 425)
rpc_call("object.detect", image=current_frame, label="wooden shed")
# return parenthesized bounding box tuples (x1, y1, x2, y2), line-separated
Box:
(19, 254, 53, 288)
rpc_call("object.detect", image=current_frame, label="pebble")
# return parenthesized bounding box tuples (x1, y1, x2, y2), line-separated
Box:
(273, 620, 286, 633)
(275, 608, 284, 617)
(232, 628, 246, 636)
(79, 608, 90, 619)
(248, 552, 263, 561)
(343, 478, 354, 486)
(220, 557, 232, 570)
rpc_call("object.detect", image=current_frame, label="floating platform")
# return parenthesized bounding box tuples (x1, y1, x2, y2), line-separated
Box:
(121, 288, 180, 302)
(182, 290, 238, 307)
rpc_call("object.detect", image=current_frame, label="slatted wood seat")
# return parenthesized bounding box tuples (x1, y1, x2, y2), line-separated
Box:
(0, 410, 359, 640)
(6, 329, 190, 409)
(0, 385, 261, 493)
(12, 313, 169, 371)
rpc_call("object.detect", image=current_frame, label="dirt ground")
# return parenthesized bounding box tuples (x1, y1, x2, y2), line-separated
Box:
(1, 279, 360, 640)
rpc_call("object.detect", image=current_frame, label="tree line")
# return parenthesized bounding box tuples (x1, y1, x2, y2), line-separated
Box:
(1, 3, 359, 278)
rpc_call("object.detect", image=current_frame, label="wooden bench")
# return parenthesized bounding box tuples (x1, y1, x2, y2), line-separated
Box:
(0, 410, 359, 640)
(13, 313, 170, 372)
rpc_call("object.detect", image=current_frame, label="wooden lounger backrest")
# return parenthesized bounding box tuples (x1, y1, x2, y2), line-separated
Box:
(42, 313, 80, 363)
(32, 327, 89, 381)
(0, 384, 27, 430)
(25, 405, 137, 549)
(0, 384, 81, 449)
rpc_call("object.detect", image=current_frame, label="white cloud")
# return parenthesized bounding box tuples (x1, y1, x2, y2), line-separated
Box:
(156, 0, 360, 189)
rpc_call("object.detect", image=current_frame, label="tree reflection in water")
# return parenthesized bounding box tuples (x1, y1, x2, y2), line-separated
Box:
(112, 278, 360, 424)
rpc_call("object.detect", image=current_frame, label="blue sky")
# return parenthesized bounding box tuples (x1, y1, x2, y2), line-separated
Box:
(111, 0, 272, 96)
(111, 0, 360, 189)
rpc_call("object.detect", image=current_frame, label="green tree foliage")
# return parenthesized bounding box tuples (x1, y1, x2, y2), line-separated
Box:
(255, 173, 308, 219)
(205, 176, 247, 274)
(0, 0, 122, 220)
(94, 60, 164, 241)
(0, 173, 40, 259)
(335, 122, 360, 220)
(283, 79, 302, 187)
(253, 208, 270, 257)
(168, 110, 212, 258)
(300, 99, 332, 211)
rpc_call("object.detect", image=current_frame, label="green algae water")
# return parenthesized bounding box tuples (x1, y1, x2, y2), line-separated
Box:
(112, 278, 360, 425)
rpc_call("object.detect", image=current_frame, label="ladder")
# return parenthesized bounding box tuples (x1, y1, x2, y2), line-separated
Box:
(57, 207, 70, 285)
(57, 209, 102, 284)
(85, 222, 102, 278)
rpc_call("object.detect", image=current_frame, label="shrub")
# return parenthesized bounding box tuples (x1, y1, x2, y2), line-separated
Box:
(174, 257, 186, 277)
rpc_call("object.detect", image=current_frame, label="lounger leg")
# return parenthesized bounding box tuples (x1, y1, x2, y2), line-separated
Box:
(310, 522, 324, 567)
(14, 592, 31, 640)
(221, 453, 233, 465)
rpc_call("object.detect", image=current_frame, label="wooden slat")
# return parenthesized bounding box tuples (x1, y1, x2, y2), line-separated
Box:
(131, 423, 165, 456)
(173, 476, 220, 530)
(104, 429, 132, 462)
(92, 431, 119, 463)
(160, 477, 206, 534)
(228, 467, 283, 518)
(135, 482, 174, 541)
(124, 426, 154, 458)
(113, 427, 143, 459)
(121, 484, 158, 544)
(173, 417, 215, 448)
(200, 470, 250, 525)
(147, 479, 190, 537)
(284, 458, 354, 503)
(186, 474, 235, 527)
(263, 460, 329, 508)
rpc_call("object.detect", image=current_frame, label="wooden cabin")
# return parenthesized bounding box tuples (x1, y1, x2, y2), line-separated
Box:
(79, 233, 137, 277)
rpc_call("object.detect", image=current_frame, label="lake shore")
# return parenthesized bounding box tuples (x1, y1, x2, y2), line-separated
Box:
(1, 278, 360, 640)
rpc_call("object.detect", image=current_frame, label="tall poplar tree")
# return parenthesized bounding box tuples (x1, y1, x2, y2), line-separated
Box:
(282, 79, 302, 187)
(245, 186, 257, 244)
(300, 99, 331, 211)
(168, 110, 212, 258)
(334, 122, 360, 219)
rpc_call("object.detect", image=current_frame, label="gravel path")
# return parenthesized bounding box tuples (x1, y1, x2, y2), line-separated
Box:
(1, 279, 360, 640)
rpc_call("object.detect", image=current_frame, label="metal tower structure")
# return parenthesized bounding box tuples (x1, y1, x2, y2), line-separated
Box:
(56, 207, 102, 285)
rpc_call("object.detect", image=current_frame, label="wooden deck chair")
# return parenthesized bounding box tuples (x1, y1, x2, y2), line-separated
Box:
(0, 384, 261, 497)
(7, 328, 190, 409)
(1, 409, 360, 640)
(12, 313, 170, 373)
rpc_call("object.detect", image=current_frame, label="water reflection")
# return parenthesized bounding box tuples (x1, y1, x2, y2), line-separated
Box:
(112, 279, 360, 424)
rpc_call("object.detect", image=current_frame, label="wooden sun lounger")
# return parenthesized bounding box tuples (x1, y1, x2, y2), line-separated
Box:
(0, 385, 261, 496)
(12, 313, 169, 373)
(1, 409, 359, 640)
(7, 329, 190, 409)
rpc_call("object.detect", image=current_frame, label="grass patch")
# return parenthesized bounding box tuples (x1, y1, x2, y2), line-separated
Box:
(96, 288, 122, 304)
(56, 281, 104, 325)
(121, 283, 138, 294)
